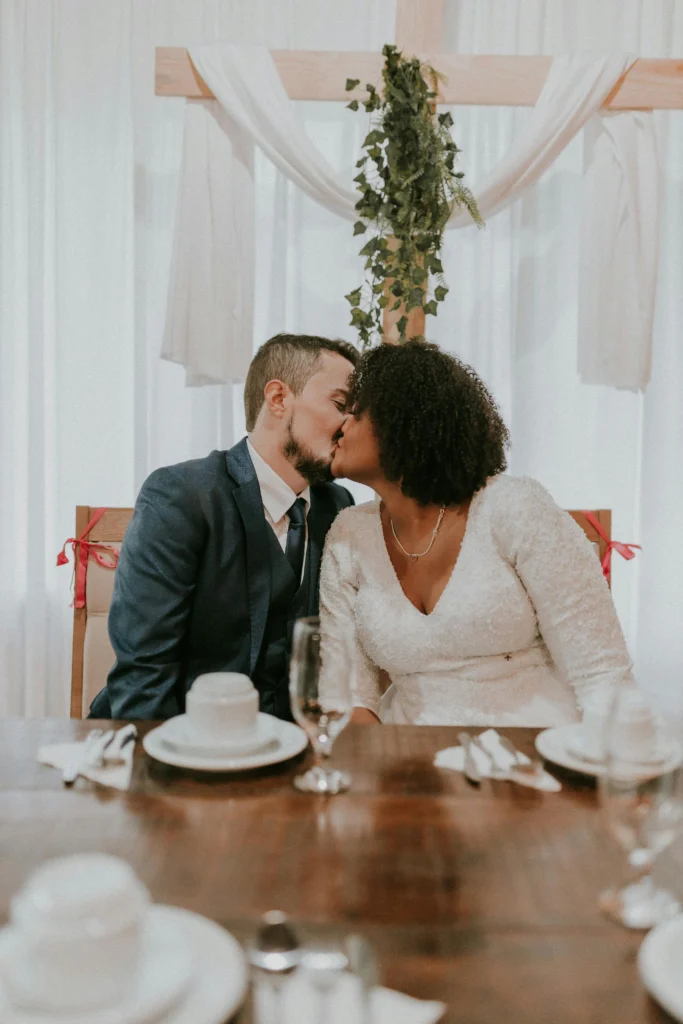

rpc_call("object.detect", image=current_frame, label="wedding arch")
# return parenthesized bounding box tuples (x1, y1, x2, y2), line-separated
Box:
(155, 0, 682, 390)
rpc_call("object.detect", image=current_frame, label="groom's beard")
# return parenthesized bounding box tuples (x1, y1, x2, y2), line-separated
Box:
(282, 421, 334, 486)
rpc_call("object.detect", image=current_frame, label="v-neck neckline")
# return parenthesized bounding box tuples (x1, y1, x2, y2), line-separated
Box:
(374, 487, 484, 618)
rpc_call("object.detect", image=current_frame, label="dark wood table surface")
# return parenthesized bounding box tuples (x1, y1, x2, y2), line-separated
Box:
(0, 719, 678, 1023)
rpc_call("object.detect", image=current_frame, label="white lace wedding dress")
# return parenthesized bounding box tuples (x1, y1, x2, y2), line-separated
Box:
(319, 475, 633, 726)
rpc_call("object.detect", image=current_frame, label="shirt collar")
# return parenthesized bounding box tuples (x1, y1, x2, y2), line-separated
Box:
(247, 440, 310, 524)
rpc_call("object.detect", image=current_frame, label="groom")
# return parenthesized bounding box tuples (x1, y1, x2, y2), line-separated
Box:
(89, 333, 357, 721)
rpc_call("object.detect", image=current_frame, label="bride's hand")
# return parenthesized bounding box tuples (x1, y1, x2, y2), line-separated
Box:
(351, 707, 381, 724)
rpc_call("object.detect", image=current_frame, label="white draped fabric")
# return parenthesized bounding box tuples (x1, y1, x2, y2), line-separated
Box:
(1, 0, 682, 717)
(578, 110, 660, 388)
(162, 101, 255, 385)
(163, 46, 657, 390)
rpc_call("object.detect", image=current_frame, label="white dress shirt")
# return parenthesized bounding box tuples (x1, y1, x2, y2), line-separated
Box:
(247, 440, 310, 577)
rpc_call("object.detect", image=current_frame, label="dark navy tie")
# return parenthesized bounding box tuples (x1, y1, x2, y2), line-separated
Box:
(285, 498, 307, 583)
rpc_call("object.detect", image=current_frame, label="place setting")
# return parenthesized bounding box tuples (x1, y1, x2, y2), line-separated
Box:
(585, 685, 683, 1021)
(535, 685, 682, 780)
(434, 727, 562, 791)
(38, 723, 138, 790)
(142, 617, 354, 789)
(0, 852, 247, 1024)
(142, 672, 308, 773)
(35, 617, 357, 794)
(0, 850, 445, 1024)
(247, 911, 445, 1024)
(534, 688, 626, 778)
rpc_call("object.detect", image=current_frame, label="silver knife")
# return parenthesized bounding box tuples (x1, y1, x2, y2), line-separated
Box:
(458, 731, 481, 785)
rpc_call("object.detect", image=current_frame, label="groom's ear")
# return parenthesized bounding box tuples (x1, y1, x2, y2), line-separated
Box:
(262, 378, 292, 419)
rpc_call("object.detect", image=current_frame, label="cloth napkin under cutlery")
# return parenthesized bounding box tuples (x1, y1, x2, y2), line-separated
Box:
(37, 724, 137, 791)
(434, 728, 561, 792)
(279, 971, 445, 1024)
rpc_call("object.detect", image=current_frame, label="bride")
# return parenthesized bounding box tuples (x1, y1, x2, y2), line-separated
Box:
(320, 340, 633, 726)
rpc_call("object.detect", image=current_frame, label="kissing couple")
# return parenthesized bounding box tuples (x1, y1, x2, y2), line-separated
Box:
(91, 332, 632, 726)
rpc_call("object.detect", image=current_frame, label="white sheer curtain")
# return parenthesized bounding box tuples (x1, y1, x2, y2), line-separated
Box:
(435, 0, 683, 707)
(1, 0, 681, 715)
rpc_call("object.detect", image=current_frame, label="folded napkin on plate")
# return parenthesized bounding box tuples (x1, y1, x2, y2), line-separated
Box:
(274, 971, 445, 1024)
(37, 738, 135, 791)
(434, 728, 561, 792)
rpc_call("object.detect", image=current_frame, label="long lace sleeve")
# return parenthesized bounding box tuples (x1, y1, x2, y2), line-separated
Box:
(319, 510, 381, 717)
(492, 477, 634, 709)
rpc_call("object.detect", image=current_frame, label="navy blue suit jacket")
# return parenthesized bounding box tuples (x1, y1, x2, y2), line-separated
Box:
(89, 438, 353, 720)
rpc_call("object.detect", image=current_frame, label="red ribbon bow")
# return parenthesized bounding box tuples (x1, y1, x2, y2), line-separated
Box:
(57, 508, 120, 609)
(581, 510, 641, 586)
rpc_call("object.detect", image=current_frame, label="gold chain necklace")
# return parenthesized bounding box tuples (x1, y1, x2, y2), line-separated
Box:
(390, 506, 446, 562)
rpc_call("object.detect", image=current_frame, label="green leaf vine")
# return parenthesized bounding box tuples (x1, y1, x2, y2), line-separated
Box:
(345, 44, 483, 348)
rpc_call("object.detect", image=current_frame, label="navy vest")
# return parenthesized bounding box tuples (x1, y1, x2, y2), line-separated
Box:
(252, 526, 310, 721)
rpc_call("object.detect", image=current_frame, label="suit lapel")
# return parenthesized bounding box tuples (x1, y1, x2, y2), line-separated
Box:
(305, 491, 336, 616)
(227, 440, 271, 674)
(225, 439, 346, 660)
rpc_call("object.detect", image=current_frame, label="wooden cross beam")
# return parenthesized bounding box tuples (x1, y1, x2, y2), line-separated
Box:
(155, 52, 683, 110)
(155, 0, 683, 340)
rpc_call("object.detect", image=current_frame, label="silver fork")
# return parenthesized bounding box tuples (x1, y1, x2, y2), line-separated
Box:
(102, 724, 138, 765)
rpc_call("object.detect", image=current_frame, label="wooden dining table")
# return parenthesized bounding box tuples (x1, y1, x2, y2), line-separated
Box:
(0, 718, 678, 1023)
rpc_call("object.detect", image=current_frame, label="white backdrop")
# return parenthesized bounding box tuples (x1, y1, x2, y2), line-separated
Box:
(1, 0, 681, 715)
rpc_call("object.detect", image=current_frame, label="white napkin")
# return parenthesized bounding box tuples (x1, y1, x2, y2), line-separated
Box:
(270, 971, 445, 1024)
(434, 729, 561, 792)
(37, 736, 135, 791)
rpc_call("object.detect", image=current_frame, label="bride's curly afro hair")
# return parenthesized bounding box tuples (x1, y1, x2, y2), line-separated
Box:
(347, 340, 510, 507)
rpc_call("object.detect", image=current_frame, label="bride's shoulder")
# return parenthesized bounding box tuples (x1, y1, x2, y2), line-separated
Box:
(327, 500, 380, 541)
(478, 474, 562, 531)
(481, 473, 555, 505)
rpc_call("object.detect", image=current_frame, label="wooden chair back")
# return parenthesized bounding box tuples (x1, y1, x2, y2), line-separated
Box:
(567, 509, 611, 575)
(70, 507, 133, 718)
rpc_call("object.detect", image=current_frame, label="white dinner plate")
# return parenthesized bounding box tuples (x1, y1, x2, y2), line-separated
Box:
(536, 724, 680, 778)
(0, 905, 247, 1024)
(161, 712, 275, 757)
(638, 914, 683, 1021)
(565, 730, 605, 764)
(144, 715, 308, 771)
(535, 724, 605, 777)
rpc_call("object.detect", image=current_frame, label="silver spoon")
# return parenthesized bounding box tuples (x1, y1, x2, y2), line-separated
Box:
(248, 910, 300, 1024)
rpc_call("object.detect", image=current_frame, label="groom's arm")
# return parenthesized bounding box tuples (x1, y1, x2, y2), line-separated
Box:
(92, 466, 207, 720)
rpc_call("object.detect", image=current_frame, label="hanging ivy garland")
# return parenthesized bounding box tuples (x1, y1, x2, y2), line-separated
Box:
(345, 44, 483, 348)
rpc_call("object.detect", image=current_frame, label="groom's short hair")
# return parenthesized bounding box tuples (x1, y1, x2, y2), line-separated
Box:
(244, 333, 359, 431)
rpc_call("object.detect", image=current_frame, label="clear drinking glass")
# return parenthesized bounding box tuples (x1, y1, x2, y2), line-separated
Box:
(289, 616, 353, 795)
(598, 684, 683, 929)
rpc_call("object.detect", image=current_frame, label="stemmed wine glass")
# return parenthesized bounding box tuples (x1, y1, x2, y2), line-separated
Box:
(598, 684, 683, 929)
(289, 616, 353, 795)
